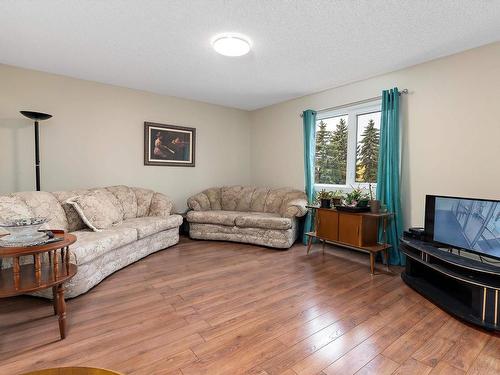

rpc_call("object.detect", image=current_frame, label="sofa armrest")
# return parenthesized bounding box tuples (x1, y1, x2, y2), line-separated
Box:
(148, 192, 174, 218)
(282, 198, 308, 218)
(187, 192, 211, 211)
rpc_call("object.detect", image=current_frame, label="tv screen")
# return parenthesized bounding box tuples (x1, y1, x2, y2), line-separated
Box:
(426, 195, 500, 260)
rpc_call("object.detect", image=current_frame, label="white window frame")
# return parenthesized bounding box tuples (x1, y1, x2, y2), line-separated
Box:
(314, 99, 381, 192)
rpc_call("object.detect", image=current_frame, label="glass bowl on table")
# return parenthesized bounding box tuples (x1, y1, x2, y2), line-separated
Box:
(0, 217, 49, 247)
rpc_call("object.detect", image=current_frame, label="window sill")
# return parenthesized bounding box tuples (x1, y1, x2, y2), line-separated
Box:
(314, 183, 376, 192)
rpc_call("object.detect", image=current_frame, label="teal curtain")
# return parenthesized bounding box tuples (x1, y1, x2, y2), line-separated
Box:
(376, 88, 405, 265)
(302, 109, 317, 244)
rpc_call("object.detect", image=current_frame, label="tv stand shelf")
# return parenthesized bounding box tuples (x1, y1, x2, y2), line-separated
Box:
(401, 238, 500, 331)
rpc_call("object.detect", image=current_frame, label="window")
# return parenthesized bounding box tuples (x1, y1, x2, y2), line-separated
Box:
(315, 101, 381, 188)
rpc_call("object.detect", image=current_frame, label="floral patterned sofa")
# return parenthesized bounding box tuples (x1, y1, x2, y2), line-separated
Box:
(186, 186, 307, 248)
(0, 185, 182, 298)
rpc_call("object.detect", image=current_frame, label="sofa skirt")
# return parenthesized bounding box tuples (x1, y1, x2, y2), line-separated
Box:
(189, 221, 298, 249)
(30, 228, 179, 299)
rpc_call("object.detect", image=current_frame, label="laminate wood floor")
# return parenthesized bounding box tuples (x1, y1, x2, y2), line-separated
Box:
(1, 237, 499, 375)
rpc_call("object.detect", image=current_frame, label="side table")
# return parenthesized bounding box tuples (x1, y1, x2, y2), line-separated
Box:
(305, 206, 393, 274)
(0, 231, 77, 339)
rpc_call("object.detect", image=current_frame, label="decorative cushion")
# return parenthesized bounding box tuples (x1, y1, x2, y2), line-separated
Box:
(67, 190, 123, 232)
(0, 196, 34, 227)
(106, 185, 138, 219)
(118, 215, 183, 239)
(235, 213, 292, 230)
(52, 189, 91, 232)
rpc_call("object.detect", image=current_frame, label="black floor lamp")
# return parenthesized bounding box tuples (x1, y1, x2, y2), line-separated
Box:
(20, 111, 53, 191)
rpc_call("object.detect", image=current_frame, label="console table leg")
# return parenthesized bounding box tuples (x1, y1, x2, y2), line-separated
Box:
(52, 286, 58, 315)
(322, 240, 325, 255)
(306, 235, 313, 254)
(370, 253, 375, 275)
(56, 284, 67, 339)
(384, 248, 390, 271)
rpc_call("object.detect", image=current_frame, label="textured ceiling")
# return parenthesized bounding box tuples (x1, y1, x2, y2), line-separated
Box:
(1, 0, 499, 110)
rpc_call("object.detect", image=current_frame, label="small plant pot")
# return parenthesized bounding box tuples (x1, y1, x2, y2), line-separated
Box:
(320, 198, 332, 209)
(332, 198, 342, 207)
(357, 199, 369, 208)
(370, 200, 381, 213)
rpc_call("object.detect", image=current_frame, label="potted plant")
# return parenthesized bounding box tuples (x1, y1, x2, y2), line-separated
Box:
(368, 183, 381, 213)
(331, 190, 344, 207)
(315, 189, 333, 208)
(344, 186, 370, 207)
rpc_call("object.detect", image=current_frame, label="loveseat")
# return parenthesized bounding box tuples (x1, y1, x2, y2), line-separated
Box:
(0, 185, 182, 298)
(186, 186, 307, 248)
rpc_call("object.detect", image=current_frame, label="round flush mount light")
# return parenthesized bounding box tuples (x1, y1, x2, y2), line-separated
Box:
(212, 33, 251, 57)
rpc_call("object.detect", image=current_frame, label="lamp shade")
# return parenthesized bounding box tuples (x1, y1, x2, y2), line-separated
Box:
(20, 111, 52, 121)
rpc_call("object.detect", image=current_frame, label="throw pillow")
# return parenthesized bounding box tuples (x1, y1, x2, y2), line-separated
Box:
(66, 190, 123, 232)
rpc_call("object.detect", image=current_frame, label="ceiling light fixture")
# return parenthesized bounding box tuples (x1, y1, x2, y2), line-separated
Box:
(212, 33, 251, 57)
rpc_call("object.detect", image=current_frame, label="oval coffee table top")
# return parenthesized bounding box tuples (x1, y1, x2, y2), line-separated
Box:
(20, 367, 124, 375)
(0, 233, 77, 257)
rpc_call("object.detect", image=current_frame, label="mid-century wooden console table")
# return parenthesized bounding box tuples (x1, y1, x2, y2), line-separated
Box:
(305, 206, 393, 274)
(0, 231, 77, 339)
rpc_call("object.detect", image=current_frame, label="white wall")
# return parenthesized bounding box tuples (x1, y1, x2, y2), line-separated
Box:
(250, 42, 500, 227)
(0, 64, 251, 211)
(2, 42, 499, 224)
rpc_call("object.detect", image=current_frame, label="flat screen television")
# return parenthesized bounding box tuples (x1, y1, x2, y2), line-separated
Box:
(424, 195, 500, 260)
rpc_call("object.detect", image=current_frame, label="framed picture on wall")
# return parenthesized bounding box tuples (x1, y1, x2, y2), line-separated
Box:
(144, 122, 196, 167)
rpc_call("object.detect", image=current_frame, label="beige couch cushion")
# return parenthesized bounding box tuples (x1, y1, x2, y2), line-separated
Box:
(70, 227, 138, 265)
(106, 185, 138, 219)
(67, 190, 123, 231)
(187, 210, 242, 226)
(0, 196, 34, 224)
(235, 213, 292, 230)
(204, 188, 222, 210)
(149, 192, 174, 217)
(263, 188, 291, 214)
(249, 187, 270, 212)
(132, 187, 155, 217)
(187, 186, 307, 216)
(13, 191, 69, 231)
(221, 186, 256, 211)
(118, 215, 182, 239)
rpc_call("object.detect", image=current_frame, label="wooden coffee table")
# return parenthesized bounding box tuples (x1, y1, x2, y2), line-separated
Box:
(0, 231, 77, 339)
(20, 367, 123, 375)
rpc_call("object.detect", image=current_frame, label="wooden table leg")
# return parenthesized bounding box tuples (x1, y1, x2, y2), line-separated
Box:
(384, 248, 390, 271)
(322, 240, 326, 255)
(13, 256, 20, 289)
(370, 252, 375, 275)
(52, 286, 58, 315)
(56, 284, 67, 339)
(306, 235, 313, 254)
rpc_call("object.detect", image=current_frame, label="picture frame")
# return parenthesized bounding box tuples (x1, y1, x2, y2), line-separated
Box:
(144, 122, 196, 167)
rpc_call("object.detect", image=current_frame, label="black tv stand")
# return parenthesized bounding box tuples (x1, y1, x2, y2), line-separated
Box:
(401, 238, 500, 331)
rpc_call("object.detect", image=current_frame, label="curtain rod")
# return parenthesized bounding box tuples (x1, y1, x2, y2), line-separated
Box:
(299, 88, 408, 117)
